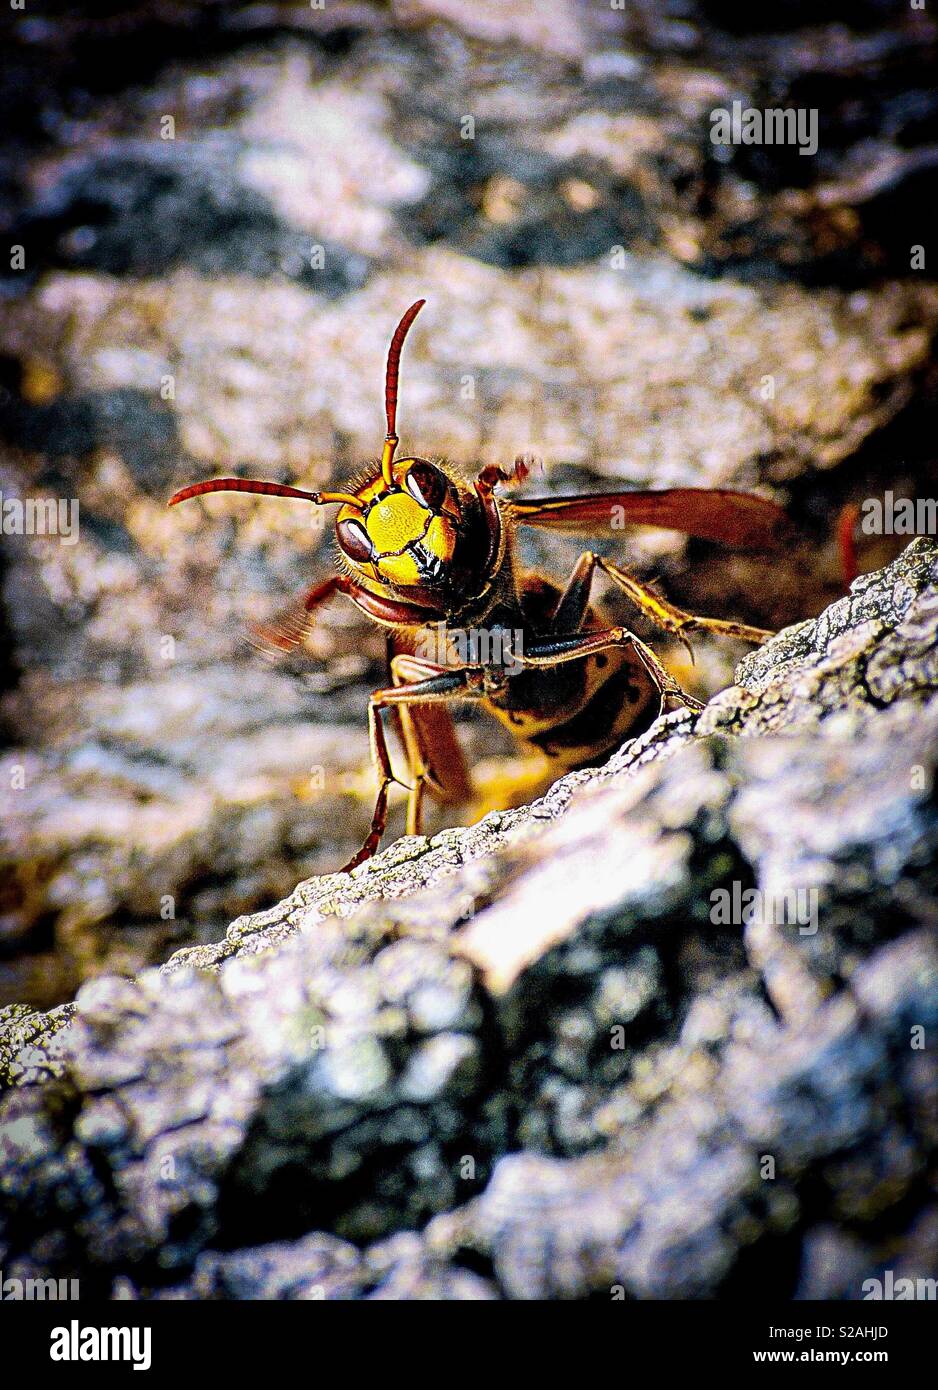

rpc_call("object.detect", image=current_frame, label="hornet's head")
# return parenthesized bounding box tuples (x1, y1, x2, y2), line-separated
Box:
(328, 300, 490, 598)
(168, 299, 495, 605)
(334, 456, 466, 589)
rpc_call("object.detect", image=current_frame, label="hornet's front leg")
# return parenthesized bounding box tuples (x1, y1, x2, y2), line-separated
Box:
(342, 665, 485, 872)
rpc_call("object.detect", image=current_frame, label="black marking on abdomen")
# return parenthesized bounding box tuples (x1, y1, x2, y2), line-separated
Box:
(529, 661, 654, 762)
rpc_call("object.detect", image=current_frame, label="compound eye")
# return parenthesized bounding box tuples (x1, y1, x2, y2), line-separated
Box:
(405, 461, 447, 511)
(336, 517, 375, 563)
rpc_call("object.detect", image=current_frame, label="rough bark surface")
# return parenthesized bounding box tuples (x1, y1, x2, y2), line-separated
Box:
(0, 538, 936, 1299)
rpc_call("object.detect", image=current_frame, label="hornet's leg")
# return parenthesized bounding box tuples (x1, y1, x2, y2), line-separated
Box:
(248, 575, 355, 655)
(342, 666, 485, 872)
(543, 553, 702, 710)
(549, 549, 600, 633)
(549, 551, 771, 660)
(517, 625, 706, 714)
(388, 654, 459, 837)
(592, 553, 773, 650)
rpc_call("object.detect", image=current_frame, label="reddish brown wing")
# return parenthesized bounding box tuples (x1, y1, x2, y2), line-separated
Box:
(507, 488, 793, 552)
(388, 633, 472, 806)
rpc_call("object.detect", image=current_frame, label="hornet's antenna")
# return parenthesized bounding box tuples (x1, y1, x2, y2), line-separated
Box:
(381, 298, 425, 488)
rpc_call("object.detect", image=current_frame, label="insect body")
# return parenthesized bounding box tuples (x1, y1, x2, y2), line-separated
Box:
(169, 300, 791, 870)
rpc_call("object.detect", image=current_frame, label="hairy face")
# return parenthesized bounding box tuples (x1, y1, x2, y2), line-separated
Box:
(334, 459, 462, 588)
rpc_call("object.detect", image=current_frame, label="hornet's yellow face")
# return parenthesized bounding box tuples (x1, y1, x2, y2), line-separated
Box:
(335, 459, 459, 589)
